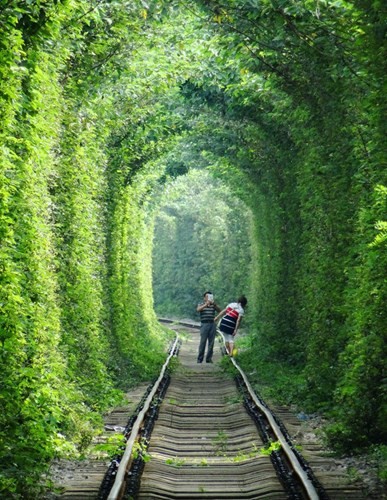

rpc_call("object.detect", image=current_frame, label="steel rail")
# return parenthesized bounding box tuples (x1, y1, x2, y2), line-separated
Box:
(107, 333, 179, 500)
(158, 317, 200, 328)
(108, 319, 319, 499)
(162, 319, 320, 499)
(217, 329, 320, 500)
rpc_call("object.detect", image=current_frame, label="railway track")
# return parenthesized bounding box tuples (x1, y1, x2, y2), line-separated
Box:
(53, 320, 368, 499)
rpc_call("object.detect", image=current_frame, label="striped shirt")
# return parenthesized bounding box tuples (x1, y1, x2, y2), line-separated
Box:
(219, 302, 244, 335)
(198, 303, 217, 323)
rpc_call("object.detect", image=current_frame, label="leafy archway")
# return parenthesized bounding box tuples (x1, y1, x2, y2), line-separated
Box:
(0, 0, 385, 494)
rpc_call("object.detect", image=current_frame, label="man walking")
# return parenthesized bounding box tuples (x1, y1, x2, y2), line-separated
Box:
(197, 291, 221, 363)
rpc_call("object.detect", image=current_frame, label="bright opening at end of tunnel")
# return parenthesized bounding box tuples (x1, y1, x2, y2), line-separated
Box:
(152, 169, 255, 322)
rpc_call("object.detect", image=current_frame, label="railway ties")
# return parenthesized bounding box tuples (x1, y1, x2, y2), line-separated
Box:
(125, 324, 304, 500)
(56, 321, 368, 499)
(138, 371, 286, 499)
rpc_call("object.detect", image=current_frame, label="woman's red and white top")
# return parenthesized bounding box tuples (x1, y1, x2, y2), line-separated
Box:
(219, 302, 244, 335)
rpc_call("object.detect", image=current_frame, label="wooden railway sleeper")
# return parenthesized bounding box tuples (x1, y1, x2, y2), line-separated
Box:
(124, 374, 171, 499)
(241, 395, 303, 499)
(99, 373, 171, 500)
(235, 373, 329, 500)
(265, 404, 329, 500)
(102, 324, 328, 500)
(98, 381, 157, 500)
(100, 336, 178, 500)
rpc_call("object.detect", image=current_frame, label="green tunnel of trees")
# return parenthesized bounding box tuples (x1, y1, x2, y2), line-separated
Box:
(1, 0, 386, 496)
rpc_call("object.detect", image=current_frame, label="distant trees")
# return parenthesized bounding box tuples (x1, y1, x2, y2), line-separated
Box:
(152, 170, 254, 318)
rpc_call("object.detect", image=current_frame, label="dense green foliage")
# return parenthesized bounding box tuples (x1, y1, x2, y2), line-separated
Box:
(152, 170, 254, 317)
(178, 0, 386, 452)
(0, 1, 172, 496)
(0, 0, 385, 495)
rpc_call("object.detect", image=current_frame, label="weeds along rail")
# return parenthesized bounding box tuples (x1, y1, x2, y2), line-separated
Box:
(97, 319, 327, 500)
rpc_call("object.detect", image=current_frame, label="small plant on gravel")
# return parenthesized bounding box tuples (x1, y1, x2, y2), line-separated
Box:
(224, 394, 243, 405)
(346, 466, 362, 483)
(231, 443, 260, 462)
(371, 444, 387, 482)
(212, 430, 228, 456)
(260, 440, 282, 456)
(167, 356, 180, 373)
(89, 433, 125, 459)
(219, 356, 238, 376)
(132, 438, 151, 463)
(165, 457, 186, 467)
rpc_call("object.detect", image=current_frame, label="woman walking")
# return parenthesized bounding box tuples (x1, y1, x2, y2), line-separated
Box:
(215, 295, 247, 356)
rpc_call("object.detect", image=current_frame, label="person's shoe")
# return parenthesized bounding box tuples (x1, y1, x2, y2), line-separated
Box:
(206, 359, 213, 363)
(197, 360, 202, 363)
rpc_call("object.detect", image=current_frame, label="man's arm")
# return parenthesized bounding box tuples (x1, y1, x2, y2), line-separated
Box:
(196, 302, 207, 312)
